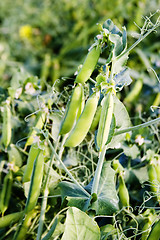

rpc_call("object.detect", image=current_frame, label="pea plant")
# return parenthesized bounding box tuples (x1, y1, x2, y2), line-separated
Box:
(0, 12, 160, 240)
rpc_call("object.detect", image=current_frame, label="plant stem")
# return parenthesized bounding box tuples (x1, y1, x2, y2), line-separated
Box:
(36, 137, 60, 240)
(42, 131, 90, 197)
(116, 21, 160, 61)
(91, 145, 108, 195)
(36, 187, 49, 240)
(115, 116, 160, 136)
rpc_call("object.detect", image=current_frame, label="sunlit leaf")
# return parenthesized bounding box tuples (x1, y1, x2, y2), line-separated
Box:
(62, 207, 100, 240)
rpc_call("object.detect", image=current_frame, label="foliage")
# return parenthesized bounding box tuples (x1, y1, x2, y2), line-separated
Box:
(0, 2, 160, 240)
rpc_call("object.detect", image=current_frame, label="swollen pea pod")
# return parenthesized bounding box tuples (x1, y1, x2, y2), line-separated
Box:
(59, 84, 83, 135)
(52, 58, 60, 84)
(24, 151, 44, 213)
(124, 78, 143, 104)
(147, 162, 158, 194)
(118, 173, 130, 210)
(13, 210, 37, 240)
(1, 103, 12, 149)
(8, 144, 23, 167)
(0, 170, 13, 215)
(141, 217, 152, 240)
(76, 84, 85, 120)
(112, 159, 124, 174)
(23, 142, 40, 183)
(147, 218, 160, 240)
(75, 45, 101, 84)
(40, 53, 52, 90)
(64, 92, 100, 147)
(154, 159, 160, 183)
(96, 91, 114, 151)
(0, 211, 23, 229)
(24, 111, 46, 150)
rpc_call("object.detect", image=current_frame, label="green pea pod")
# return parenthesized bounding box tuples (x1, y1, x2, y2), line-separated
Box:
(147, 218, 160, 240)
(0, 211, 23, 229)
(141, 217, 152, 240)
(24, 111, 46, 150)
(1, 103, 12, 149)
(0, 170, 13, 215)
(147, 162, 158, 193)
(13, 210, 37, 240)
(118, 173, 130, 209)
(40, 53, 52, 90)
(96, 92, 114, 151)
(90, 105, 102, 132)
(59, 84, 83, 135)
(23, 142, 39, 183)
(112, 159, 124, 174)
(155, 160, 160, 183)
(8, 144, 23, 167)
(24, 151, 44, 213)
(124, 78, 143, 103)
(64, 92, 99, 147)
(76, 85, 85, 120)
(75, 45, 101, 84)
(52, 58, 60, 84)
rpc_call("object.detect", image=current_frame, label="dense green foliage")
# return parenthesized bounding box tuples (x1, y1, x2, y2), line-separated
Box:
(0, 1, 160, 240)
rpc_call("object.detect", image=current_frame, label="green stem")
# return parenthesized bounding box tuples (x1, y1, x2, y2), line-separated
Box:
(91, 145, 108, 195)
(116, 22, 160, 61)
(36, 137, 60, 240)
(58, 134, 68, 160)
(36, 187, 49, 240)
(115, 116, 160, 136)
(42, 131, 90, 197)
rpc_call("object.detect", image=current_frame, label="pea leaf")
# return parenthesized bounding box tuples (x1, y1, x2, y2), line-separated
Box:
(59, 162, 119, 215)
(59, 181, 91, 212)
(107, 95, 131, 149)
(103, 19, 122, 36)
(114, 68, 132, 91)
(61, 207, 100, 240)
(87, 161, 119, 215)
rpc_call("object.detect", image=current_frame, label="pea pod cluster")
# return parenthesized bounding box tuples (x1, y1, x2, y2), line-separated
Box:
(64, 92, 100, 147)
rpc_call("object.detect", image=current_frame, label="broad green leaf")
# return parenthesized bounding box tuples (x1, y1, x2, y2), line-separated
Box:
(87, 161, 119, 215)
(103, 19, 122, 36)
(59, 181, 91, 211)
(107, 95, 131, 149)
(122, 144, 139, 159)
(59, 162, 119, 215)
(61, 207, 100, 240)
(109, 34, 124, 58)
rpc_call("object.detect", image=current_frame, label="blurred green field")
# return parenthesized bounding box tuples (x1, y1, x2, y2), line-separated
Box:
(0, 0, 159, 87)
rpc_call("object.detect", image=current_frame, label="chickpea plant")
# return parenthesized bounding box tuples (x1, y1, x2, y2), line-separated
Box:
(0, 12, 160, 240)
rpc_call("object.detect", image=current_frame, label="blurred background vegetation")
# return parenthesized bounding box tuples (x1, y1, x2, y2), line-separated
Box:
(0, 0, 160, 115)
